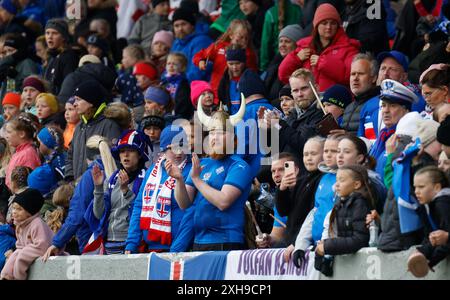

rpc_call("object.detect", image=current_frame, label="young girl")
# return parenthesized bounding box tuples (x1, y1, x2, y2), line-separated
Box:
(161, 52, 194, 120)
(190, 80, 216, 116)
(35, 93, 65, 129)
(63, 97, 80, 149)
(2, 92, 21, 124)
(0, 188, 53, 280)
(438, 151, 450, 174)
(408, 166, 450, 278)
(85, 130, 151, 254)
(21, 76, 47, 116)
(193, 19, 257, 100)
(148, 30, 173, 75)
(0, 138, 12, 222)
(4, 113, 41, 190)
(315, 164, 373, 259)
(5, 166, 32, 225)
(34, 35, 48, 72)
(27, 126, 66, 198)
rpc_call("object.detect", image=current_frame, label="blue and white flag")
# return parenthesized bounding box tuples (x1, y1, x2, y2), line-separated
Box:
(148, 251, 228, 280)
(392, 138, 423, 233)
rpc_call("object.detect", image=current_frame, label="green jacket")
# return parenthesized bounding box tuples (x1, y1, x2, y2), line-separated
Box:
(210, 0, 245, 34)
(260, 0, 302, 70)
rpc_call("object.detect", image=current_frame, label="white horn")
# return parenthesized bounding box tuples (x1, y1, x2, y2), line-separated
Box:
(229, 93, 246, 126)
(197, 94, 211, 127)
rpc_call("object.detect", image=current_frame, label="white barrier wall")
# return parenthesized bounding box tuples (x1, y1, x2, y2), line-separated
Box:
(27, 247, 450, 280)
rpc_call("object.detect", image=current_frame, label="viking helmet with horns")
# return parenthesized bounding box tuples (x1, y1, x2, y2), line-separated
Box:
(197, 93, 246, 131)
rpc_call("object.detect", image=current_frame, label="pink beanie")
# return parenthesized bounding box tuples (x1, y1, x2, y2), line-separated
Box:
(190, 80, 213, 107)
(313, 3, 341, 28)
(152, 30, 174, 48)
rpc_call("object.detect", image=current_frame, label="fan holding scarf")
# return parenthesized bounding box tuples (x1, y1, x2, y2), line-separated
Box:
(125, 125, 193, 253)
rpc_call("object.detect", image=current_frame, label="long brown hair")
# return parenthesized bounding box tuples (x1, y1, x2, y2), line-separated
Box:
(329, 164, 375, 236)
(341, 134, 377, 170)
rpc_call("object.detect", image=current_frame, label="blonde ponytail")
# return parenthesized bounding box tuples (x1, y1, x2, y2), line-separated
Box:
(86, 135, 117, 179)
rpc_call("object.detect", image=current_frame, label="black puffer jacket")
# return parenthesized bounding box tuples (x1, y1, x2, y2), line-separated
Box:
(341, 86, 380, 134)
(275, 170, 324, 246)
(58, 63, 117, 105)
(417, 188, 450, 268)
(323, 192, 371, 255)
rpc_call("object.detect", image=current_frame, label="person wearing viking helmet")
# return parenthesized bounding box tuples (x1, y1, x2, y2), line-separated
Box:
(166, 94, 253, 251)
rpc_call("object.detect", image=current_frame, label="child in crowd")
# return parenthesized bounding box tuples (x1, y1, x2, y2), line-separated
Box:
(148, 30, 173, 75)
(314, 165, 373, 273)
(0, 188, 53, 280)
(277, 136, 325, 261)
(34, 35, 48, 72)
(35, 93, 65, 129)
(2, 92, 21, 124)
(408, 166, 450, 278)
(86, 130, 151, 254)
(45, 183, 74, 233)
(322, 84, 352, 126)
(278, 85, 294, 117)
(140, 112, 165, 164)
(292, 135, 342, 267)
(21, 76, 47, 116)
(190, 80, 216, 115)
(218, 45, 247, 114)
(4, 113, 41, 190)
(86, 33, 115, 71)
(194, 19, 257, 100)
(0, 138, 12, 220)
(27, 126, 66, 198)
(115, 45, 146, 122)
(63, 97, 80, 149)
(161, 52, 193, 120)
(133, 61, 159, 93)
(5, 167, 32, 224)
(143, 86, 174, 124)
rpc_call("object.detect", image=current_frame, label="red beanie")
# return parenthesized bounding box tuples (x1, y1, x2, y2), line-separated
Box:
(133, 62, 158, 80)
(2, 92, 21, 108)
(190, 80, 213, 107)
(313, 3, 341, 28)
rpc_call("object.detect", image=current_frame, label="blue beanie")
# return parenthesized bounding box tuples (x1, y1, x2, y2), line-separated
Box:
(0, 0, 17, 15)
(226, 47, 246, 63)
(145, 87, 170, 106)
(28, 165, 57, 197)
(160, 125, 188, 152)
(238, 69, 266, 98)
(322, 84, 352, 109)
(37, 127, 57, 150)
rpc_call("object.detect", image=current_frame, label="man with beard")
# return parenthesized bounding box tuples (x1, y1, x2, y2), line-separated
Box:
(262, 68, 323, 171)
(167, 97, 253, 251)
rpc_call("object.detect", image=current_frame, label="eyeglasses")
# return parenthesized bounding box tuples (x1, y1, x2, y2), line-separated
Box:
(422, 88, 441, 99)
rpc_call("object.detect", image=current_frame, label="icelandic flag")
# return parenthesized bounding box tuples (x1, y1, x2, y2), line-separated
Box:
(148, 251, 228, 280)
(82, 233, 105, 255)
(392, 138, 423, 233)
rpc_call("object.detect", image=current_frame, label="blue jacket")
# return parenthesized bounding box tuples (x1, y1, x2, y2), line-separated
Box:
(0, 224, 15, 270)
(52, 160, 102, 252)
(84, 168, 146, 241)
(357, 94, 381, 141)
(125, 160, 192, 252)
(115, 71, 144, 107)
(312, 173, 337, 243)
(171, 32, 212, 82)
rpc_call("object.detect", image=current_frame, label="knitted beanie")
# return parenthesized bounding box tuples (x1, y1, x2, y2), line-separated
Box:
(2, 92, 21, 108)
(45, 18, 70, 42)
(238, 69, 266, 98)
(36, 93, 59, 114)
(13, 188, 44, 216)
(133, 62, 158, 80)
(313, 3, 341, 28)
(22, 76, 46, 93)
(437, 115, 450, 146)
(72, 80, 105, 108)
(322, 84, 352, 110)
(172, 8, 196, 26)
(279, 24, 306, 42)
(144, 86, 170, 105)
(152, 30, 174, 48)
(190, 80, 213, 107)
